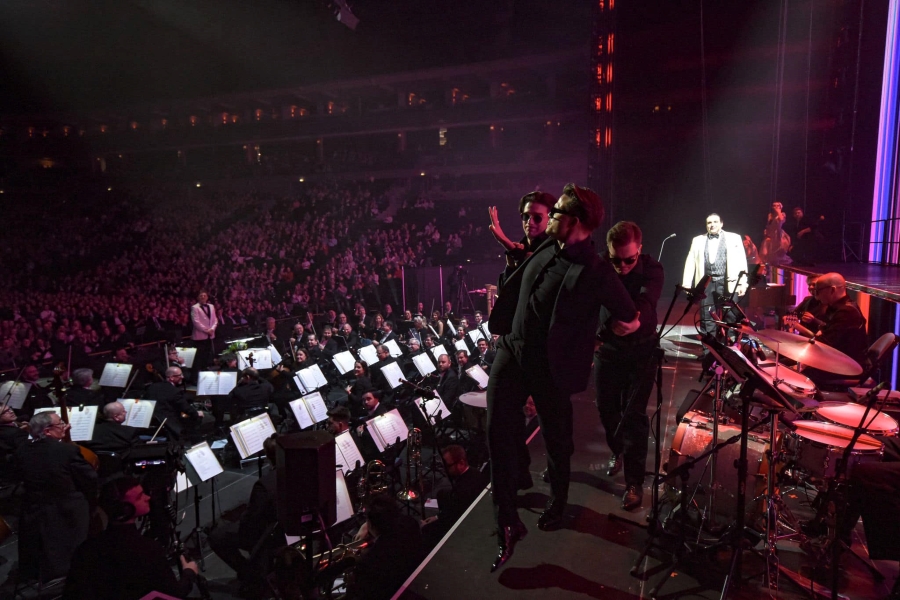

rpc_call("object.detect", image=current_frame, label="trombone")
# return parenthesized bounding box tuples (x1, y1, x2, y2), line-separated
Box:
(397, 427, 423, 503)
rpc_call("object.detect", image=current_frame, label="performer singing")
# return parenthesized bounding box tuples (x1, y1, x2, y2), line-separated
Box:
(593, 222, 664, 511)
(486, 184, 638, 572)
(682, 213, 748, 338)
(190, 291, 217, 371)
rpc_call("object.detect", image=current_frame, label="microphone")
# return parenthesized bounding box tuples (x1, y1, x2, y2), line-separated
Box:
(658, 233, 677, 261)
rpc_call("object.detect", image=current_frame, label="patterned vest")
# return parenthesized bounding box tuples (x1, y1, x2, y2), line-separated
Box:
(704, 236, 727, 280)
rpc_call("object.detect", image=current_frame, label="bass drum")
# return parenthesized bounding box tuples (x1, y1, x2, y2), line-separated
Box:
(667, 410, 781, 527)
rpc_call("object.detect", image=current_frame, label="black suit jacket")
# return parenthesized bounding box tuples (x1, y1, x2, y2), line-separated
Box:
(83, 421, 139, 457)
(490, 237, 637, 396)
(436, 370, 460, 407)
(143, 381, 198, 431)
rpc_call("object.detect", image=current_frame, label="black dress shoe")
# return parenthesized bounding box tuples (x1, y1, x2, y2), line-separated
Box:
(606, 454, 622, 477)
(491, 520, 527, 572)
(622, 484, 643, 511)
(537, 500, 565, 531)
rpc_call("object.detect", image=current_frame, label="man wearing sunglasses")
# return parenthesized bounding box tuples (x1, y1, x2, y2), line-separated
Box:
(682, 213, 748, 339)
(489, 191, 556, 284)
(594, 222, 664, 511)
(486, 184, 639, 572)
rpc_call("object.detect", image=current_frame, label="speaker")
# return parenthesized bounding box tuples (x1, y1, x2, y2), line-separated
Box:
(276, 431, 336, 535)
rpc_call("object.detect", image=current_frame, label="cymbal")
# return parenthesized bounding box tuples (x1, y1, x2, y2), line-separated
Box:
(755, 329, 810, 346)
(767, 336, 862, 376)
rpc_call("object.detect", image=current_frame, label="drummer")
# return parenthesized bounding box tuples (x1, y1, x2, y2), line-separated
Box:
(801, 273, 867, 385)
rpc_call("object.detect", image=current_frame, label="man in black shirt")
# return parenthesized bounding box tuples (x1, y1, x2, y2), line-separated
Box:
(63, 476, 198, 599)
(486, 184, 638, 572)
(83, 401, 140, 462)
(228, 367, 275, 422)
(594, 222, 664, 511)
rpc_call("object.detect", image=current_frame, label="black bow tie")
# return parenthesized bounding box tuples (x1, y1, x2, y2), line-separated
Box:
(708, 233, 720, 239)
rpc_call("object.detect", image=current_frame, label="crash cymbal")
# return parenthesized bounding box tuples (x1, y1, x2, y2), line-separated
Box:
(755, 329, 810, 346)
(766, 337, 863, 376)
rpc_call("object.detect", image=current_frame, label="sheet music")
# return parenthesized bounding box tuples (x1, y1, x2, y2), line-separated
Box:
(295, 370, 319, 394)
(174, 347, 197, 368)
(308, 364, 328, 388)
(384, 339, 403, 358)
(230, 413, 276, 459)
(454, 339, 469, 353)
(119, 399, 156, 429)
(99, 363, 133, 388)
(237, 349, 273, 370)
(184, 441, 224, 482)
(334, 431, 364, 474)
(468, 329, 485, 343)
(430, 344, 448, 361)
(358, 345, 378, 365)
(268, 345, 282, 365)
(416, 394, 450, 426)
(380, 362, 404, 390)
(37, 406, 98, 442)
(334, 469, 354, 526)
(412, 353, 436, 377)
(288, 397, 314, 429)
(302, 391, 329, 423)
(369, 409, 408, 452)
(445, 320, 458, 337)
(0, 382, 31, 410)
(466, 365, 490, 390)
(196, 371, 238, 396)
(332, 351, 356, 374)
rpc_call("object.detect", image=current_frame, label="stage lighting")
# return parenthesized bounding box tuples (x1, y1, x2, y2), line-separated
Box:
(332, 0, 359, 30)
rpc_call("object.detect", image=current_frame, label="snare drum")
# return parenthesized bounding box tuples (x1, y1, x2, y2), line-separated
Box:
(758, 364, 817, 398)
(814, 401, 899, 437)
(668, 410, 780, 523)
(786, 421, 883, 480)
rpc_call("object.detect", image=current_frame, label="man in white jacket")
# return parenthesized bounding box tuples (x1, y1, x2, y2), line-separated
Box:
(682, 213, 748, 337)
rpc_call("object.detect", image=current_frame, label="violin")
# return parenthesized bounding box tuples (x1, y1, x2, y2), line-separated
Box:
(146, 363, 164, 382)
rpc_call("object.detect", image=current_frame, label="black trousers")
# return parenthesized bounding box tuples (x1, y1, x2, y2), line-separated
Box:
(208, 521, 254, 580)
(594, 341, 656, 487)
(699, 278, 727, 335)
(487, 346, 574, 527)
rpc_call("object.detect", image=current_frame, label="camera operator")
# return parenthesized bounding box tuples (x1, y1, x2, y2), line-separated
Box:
(63, 477, 199, 600)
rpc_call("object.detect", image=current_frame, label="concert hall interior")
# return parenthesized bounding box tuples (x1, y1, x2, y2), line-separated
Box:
(0, 1, 899, 599)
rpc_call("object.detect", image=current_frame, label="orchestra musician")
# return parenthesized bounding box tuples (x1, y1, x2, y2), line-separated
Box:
(67, 368, 105, 407)
(142, 367, 206, 440)
(82, 401, 140, 463)
(228, 367, 275, 422)
(15, 411, 98, 583)
(64, 477, 199, 600)
(0, 405, 29, 475)
(486, 184, 638, 571)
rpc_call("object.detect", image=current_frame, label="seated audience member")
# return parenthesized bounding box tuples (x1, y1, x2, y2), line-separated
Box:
(16, 411, 98, 583)
(208, 435, 279, 596)
(63, 477, 198, 600)
(345, 494, 424, 600)
(421, 445, 486, 548)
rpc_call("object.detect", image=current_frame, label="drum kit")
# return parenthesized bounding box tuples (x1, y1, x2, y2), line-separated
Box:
(659, 327, 895, 597)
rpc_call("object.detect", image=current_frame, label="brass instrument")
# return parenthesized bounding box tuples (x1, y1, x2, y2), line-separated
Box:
(397, 427, 423, 502)
(356, 459, 387, 507)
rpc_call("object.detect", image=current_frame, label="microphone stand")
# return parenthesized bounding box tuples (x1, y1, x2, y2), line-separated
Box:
(399, 378, 448, 493)
(658, 233, 676, 261)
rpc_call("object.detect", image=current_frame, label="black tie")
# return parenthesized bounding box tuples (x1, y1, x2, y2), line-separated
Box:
(202, 304, 210, 318)
(708, 233, 720, 239)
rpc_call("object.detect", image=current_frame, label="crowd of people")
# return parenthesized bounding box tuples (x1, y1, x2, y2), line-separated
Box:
(0, 181, 497, 372)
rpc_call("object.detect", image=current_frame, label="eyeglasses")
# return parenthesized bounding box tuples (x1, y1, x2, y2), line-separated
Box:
(609, 252, 640, 266)
(520, 212, 544, 224)
(548, 207, 578, 220)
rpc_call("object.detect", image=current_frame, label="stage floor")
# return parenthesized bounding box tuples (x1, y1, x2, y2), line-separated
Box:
(399, 323, 899, 600)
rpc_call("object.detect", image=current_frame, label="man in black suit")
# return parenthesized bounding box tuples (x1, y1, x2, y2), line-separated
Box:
(16, 411, 98, 583)
(84, 401, 140, 461)
(143, 367, 204, 440)
(486, 184, 638, 571)
(64, 476, 198, 599)
(377, 320, 398, 345)
(421, 445, 486, 548)
(208, 436, 279, 595)
(594, 222, 664, 511)
(435, 354, 460, 408)
(228, 367, 275, 422)
(68, 368, 105, 407)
